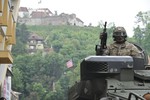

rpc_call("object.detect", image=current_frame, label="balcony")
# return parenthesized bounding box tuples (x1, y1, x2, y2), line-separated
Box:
(0, 50, 13, 64)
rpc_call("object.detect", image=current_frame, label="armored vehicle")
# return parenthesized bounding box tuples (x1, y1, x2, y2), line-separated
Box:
(68, 44, 150, 100)
(68, 22, 150, 100)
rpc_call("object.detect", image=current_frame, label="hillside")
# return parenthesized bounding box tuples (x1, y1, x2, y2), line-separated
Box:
(11, 11, 150, 100)
(12, 24, 111, 100)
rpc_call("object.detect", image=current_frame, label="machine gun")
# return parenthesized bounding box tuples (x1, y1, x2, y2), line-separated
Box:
(95, 21, 107, 55)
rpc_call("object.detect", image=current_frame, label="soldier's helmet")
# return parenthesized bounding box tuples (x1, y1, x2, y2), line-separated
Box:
(113, 27, 127, 38)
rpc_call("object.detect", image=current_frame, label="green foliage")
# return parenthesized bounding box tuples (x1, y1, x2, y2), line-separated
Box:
(12, 23, 30, 56)
(13, 24, 107, 99)
(133, 11, 150, 54)
(12, 67, 23, 91)
(32, 82, 47, 99)
(11, 23, 125, 99)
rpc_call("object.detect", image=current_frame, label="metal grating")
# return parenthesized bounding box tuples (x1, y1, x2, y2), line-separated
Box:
(86, 62, 108, 72)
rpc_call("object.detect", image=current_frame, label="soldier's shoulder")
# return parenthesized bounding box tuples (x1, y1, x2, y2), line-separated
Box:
(125, 41, 135, 47)
(107, 42, 116, 49)
(125, 42, 140, 51)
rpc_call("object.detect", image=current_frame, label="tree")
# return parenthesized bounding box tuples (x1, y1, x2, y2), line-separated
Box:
(12, 67, 23, 91)
(133, 11, 150, 53)
(12, 24, 122, 100)
(12, 23, 29, 56)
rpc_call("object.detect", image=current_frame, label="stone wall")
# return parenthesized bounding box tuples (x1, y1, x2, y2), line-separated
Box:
(18, 15, 84, 26)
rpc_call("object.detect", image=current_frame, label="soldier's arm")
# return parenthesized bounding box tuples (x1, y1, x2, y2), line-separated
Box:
(131, 45, 142, 58)
(102, 45, 110, 56)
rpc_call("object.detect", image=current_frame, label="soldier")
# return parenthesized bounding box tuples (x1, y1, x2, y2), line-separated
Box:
(101, 26, 141, 58)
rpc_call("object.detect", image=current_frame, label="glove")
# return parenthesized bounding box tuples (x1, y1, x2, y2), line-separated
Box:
(99, 32, 104, 39)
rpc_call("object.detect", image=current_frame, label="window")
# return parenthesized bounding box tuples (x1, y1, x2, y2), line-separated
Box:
(29, 46, 34, 49)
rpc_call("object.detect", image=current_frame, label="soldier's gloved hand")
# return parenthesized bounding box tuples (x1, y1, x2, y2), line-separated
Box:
(99, 32, 104, 39)
(100, 32, 107, 39)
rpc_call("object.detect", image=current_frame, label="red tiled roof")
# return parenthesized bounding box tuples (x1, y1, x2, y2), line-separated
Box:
(28, 33, 43, 40)
(76, 18, 84, 23)
(37, 8, 53, 14)
(30, 11, 49, 18)
(19, 7, 29, 12)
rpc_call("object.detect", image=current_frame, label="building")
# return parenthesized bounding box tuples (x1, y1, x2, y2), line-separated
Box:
(0, 0, 21, 100)
(18, 7, 84, 26)
(18, 7, 29, 18)
(27, 33, 44, 54)
(27, 33, 53, 54)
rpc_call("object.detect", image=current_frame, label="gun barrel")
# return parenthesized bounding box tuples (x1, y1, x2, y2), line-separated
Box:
(103, 21, 107, 32)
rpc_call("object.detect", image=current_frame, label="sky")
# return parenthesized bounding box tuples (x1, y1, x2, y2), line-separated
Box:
(20, 0, 150, 37)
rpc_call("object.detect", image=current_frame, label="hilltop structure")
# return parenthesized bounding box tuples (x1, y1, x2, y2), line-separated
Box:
(18, 7, 84, 26)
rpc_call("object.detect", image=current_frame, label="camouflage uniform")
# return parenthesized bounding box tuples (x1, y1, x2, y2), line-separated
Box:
(100, 26, 142, 58)
(104, 41, 142, 58)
